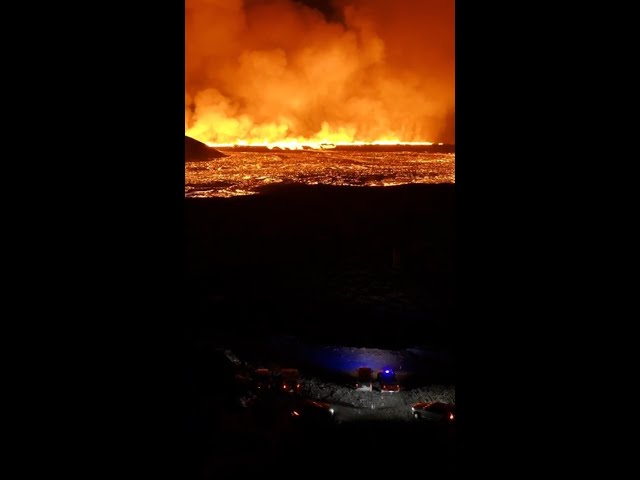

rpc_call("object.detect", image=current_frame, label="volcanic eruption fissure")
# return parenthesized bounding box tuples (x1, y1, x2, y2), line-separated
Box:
(185, 0, 454, 149)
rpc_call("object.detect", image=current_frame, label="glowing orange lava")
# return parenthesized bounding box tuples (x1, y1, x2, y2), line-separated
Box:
(185, 0, 455, 149)
(204, 140, 437, 150)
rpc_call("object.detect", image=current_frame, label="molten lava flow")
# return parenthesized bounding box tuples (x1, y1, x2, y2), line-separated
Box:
(204, 140, 435, 150)
(186, 0, 455, 147)
(185, 150, 455, 198)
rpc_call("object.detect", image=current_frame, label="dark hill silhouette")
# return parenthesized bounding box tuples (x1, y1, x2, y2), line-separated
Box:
(185, 136, 227, 161)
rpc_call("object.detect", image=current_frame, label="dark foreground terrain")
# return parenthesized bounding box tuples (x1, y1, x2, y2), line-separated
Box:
(185, 183, 455, 349)
(184, 348, 455, 477)
(184, 183, 455, 476)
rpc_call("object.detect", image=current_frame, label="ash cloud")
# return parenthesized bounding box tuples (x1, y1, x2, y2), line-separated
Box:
(186, 0, 454, 144)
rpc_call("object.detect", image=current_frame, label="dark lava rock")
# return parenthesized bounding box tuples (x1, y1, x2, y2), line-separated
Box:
(185, 136, 227, 161)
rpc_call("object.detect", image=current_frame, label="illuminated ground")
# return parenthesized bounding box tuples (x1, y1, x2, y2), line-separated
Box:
(230, 340, 455, 420)
(185, 149, 454, 197)
(189, 344, 455, 476)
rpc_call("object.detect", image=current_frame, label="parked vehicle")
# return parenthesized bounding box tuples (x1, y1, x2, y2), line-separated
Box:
(355, 367, 373, 391)
(290, 399, 335, 427)
(377, 368, 400, 393)
(411, 401, 455, 423)
(276, 368, 301, 393)
(252, 368, 273, 391)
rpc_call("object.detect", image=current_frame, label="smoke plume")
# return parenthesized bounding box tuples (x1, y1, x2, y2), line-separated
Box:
(186, 0, 454, 145)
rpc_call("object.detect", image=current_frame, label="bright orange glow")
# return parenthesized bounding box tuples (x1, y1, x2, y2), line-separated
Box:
(205, 140, 435, 150)
(292, 410, 300, 416)
(449, 413, 454, 420)
(186, 149, 455, 197)
(186, 0, 454, 146)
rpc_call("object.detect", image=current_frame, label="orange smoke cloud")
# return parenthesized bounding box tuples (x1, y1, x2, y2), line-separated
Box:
(185, 0, 454, 146)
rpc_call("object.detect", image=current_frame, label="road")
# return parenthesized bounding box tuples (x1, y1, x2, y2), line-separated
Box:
(328, 391, 414, 422)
